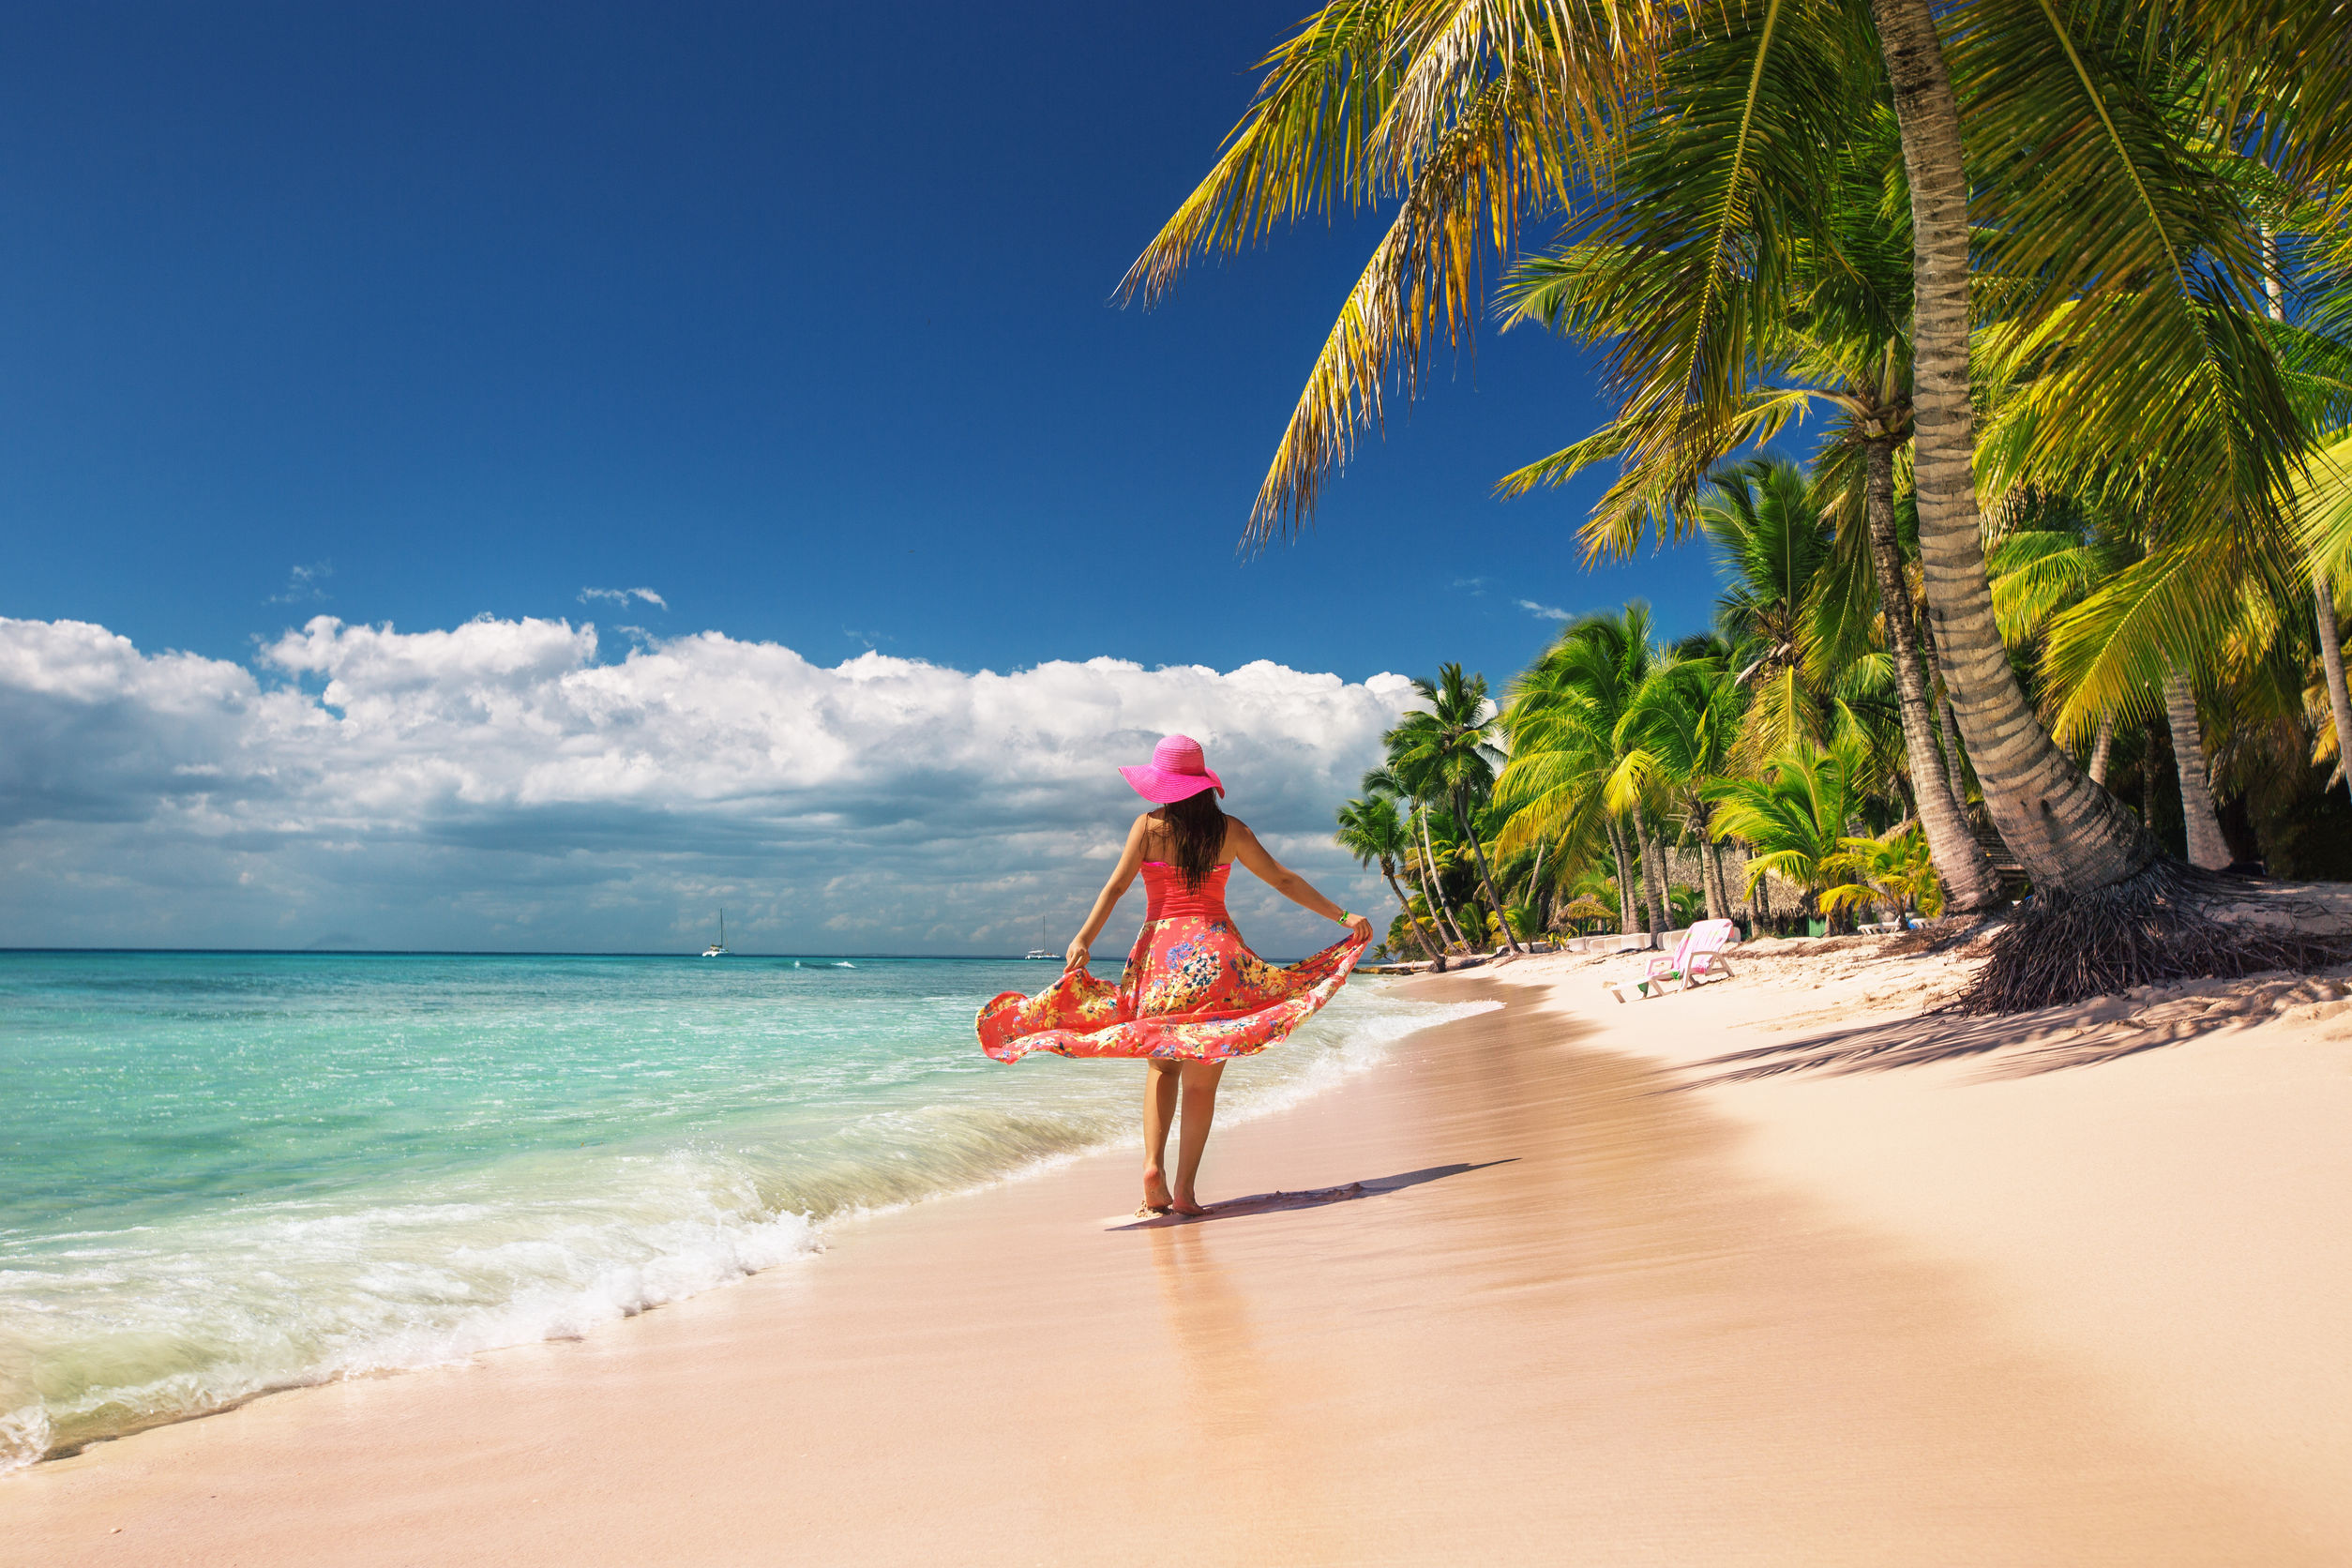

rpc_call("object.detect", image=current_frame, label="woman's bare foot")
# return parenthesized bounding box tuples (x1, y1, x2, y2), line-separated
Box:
(1168, 1192, 1212, 1217)
(1140, 1166, 1173, 1214)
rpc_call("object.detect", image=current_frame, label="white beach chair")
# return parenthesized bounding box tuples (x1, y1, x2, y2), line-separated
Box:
(1620, 919, 1737, 1000)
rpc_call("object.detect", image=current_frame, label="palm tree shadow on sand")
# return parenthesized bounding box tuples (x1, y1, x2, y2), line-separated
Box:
(1108, 1159, 1515, 1230)
(1671, 968, 2351, 1089)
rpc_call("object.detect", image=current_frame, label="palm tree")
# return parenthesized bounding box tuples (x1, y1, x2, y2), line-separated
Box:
(1494, 112, 2001, 911)
(1711, 736, 1878, 930)
(1124, 0, 2329, 911)
(1364, 765, 1470, 951)
(1821, 824, 1945, 925)
(1334, 795, 1442, 960)
(1387, 663, 1525, 953)
(1495, 608, 1668, 938)
(1611, 655, 1743, 920)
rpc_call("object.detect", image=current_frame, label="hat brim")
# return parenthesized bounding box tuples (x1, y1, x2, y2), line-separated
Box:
(1118, 764, 1226, 804)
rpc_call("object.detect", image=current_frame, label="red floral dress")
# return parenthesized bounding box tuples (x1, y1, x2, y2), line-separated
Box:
(976, 863, 1367, 1063)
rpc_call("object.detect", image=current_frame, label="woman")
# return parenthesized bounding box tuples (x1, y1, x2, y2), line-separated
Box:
(976, 734, 1373, 1217)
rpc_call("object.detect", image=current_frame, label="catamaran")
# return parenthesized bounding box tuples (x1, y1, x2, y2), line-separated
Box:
(701, 910, 731, 957)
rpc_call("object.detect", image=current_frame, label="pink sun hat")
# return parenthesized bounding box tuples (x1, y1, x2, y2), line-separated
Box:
(1119, 733, 1226, 804)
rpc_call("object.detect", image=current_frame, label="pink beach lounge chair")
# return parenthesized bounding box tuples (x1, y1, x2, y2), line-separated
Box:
(1611, 918, 1739, 1002)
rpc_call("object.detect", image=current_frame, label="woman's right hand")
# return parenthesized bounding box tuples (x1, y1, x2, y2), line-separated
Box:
(1063, 938, 1092, 974)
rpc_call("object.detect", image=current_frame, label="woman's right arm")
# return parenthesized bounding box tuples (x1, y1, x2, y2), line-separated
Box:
(1065, 815, 1150, 972)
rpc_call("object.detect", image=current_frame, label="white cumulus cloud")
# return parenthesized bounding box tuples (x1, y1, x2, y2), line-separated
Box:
(0, 616, 1417, 955)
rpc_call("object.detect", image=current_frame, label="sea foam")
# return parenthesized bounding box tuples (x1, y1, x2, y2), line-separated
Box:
(0, 952, 1483, 1471)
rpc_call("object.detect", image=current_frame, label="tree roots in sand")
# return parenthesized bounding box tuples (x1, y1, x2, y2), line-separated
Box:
(1951, 860, 2352, 1015)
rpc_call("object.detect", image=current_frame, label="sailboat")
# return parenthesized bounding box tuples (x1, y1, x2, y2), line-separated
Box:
(701, 909, 731, 957)
(1023, 913, 1057, 961)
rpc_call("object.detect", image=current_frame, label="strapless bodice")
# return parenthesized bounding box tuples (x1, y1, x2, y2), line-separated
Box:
(1141, 861, 1231, 923)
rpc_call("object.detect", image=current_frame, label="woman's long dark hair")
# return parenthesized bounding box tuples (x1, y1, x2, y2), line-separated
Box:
(1160, 790, 1228, 890)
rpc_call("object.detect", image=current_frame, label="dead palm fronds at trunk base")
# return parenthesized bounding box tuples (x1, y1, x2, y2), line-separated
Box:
(1951, 861, 2352, 1015)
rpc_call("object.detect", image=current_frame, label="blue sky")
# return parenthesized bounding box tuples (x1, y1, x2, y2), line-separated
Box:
(0, 2, 1735, 952)
(0, 0, 1723, 680)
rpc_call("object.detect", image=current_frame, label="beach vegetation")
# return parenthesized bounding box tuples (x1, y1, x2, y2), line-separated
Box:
(1177, 0, 2352, 1003)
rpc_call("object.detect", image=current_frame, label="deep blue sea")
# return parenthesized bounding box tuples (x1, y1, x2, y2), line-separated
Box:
(0, 951, 1474, 1470)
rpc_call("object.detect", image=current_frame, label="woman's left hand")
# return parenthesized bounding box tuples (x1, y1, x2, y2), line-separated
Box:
(1063, 938, 1092, 973)
(1345, 913, 1374, 943)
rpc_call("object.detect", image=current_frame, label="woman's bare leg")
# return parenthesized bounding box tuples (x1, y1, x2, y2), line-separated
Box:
(1169, 1060, 1226, 1214)
(1140, 1059, 1181, 1211)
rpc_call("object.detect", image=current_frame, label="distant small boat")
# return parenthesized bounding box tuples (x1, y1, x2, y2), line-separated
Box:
(701, 909, 731, 957)
(1024, 913, 1057, 960)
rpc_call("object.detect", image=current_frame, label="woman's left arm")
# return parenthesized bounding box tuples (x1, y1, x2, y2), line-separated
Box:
(1229, 821, 1375, 943)
(1064, 815, 1150, 972)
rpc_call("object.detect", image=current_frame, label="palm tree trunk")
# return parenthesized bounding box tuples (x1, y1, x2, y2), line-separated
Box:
(2164, 666, 2233, 870)
(2088, 713, 2117, 787)
(1870, 0, 2157, 895)
(1635, 808, 1667, 938)
(1451, 791, 1523, 953)
(1420, 804, 1470, 950)
(2317, 580, 2352, 803)
(1862, 431, 2001, 912)
(1607, 817, 1637, 935)
(1384, 868, 1442, 960)
(2263, 225, 2352, 803)
(1692, 807, 1728, 921)
(1528, 839, 1550, 933)
(1916, 604, 1971, 811)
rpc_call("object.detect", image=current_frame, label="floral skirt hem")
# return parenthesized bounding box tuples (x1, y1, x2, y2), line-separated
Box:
(975, 919, 1366, 1063)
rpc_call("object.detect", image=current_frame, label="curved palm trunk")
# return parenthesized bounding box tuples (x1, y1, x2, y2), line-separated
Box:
(1384, 866, 1442, 960)
(1918, 615, 1971, 809)
(1635, 808, 1667, 937)
(1862, 433, 2002, 911)
(1607, 817, 1638, 934)
(2088, 713, 2117, 787)
(2265, 229, 2352, 805)
(1414, 803, 1464, 949)
(1871, 0, 2157, 894)
(1687, 800, 1728, 921)
(2164, 667, 2233, 870)
(1450, 790, 1524, 953)
(2317, 580, 2352, 803)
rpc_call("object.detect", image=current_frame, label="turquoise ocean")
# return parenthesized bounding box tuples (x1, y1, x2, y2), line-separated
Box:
(0, 951, 1479, 1471)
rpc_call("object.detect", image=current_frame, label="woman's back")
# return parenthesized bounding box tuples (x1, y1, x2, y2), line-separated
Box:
(1139, 859, 1231, 922)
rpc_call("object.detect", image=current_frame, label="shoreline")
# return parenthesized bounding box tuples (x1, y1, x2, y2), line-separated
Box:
(0, 971, 1474, 1475)
(8, 955, 2346, 1564)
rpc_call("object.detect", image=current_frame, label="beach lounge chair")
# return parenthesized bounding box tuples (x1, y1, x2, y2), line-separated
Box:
(1610, 919, 1737, 1001)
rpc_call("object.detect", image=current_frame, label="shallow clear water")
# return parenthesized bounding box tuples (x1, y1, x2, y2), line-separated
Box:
(0, 951, 1478, 1470)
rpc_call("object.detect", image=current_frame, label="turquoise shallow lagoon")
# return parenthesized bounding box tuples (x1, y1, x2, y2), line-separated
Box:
(0, 951, 1474, 1470)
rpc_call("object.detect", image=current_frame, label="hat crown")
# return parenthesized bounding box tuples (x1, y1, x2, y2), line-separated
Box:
(1152, 734, 1207, 775)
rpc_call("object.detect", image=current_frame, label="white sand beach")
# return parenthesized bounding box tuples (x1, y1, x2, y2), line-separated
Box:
(7, 944, 2348, 1566)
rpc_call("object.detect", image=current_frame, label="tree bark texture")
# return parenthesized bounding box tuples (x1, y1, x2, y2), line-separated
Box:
(1385, 867, 1442, 960)
(2317, 580, 2352, 801)
(1416, 805, 1467, 948)
(2265, 225, 2352, 802)
(2088, 713, 2116, 787)
(1870, 0, 2157, 894)
(1693, 810, 1729, 921)
(1862, 435, 2001, 910)
(1636, 811, 1667, 936)
(2164, 667, 2233, 870)
(1918, 617, 1971, 809)
(1451, 792, 1524, 953)
(1599, 818, 1636, 940)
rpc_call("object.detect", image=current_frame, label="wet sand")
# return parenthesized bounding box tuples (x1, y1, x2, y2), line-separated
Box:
(6, 966, 2343, 1565)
